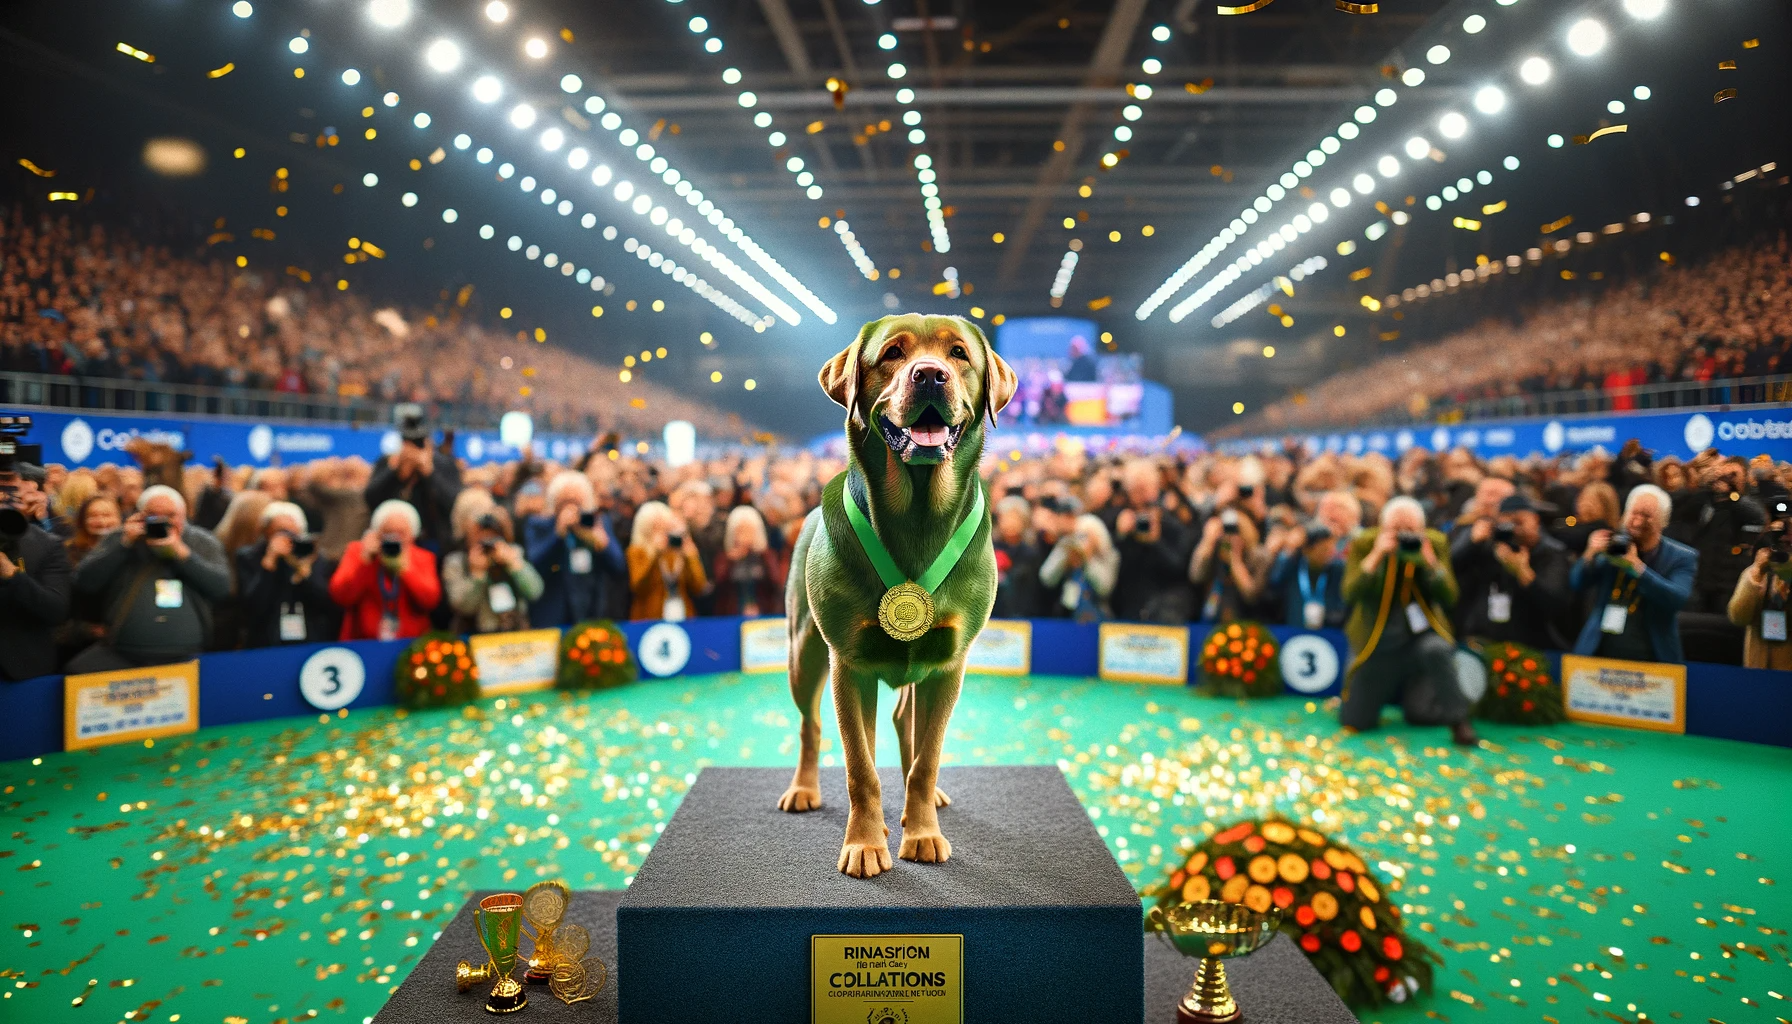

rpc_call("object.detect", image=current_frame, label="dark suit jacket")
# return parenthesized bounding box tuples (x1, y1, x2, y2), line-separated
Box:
(524, 513, 626, 627)
(1452, 534, 1576, 650)
(1570, 537, 1697, 662)
(0, 526, 74, 680)
(236, 541, 341, 648)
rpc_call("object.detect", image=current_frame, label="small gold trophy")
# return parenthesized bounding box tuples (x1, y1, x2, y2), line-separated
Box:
(1146, 900, 1283, 1024)
(521, 881, 570, 984)
(474, 893, 528, 1014)
(454, 958, 495, 993)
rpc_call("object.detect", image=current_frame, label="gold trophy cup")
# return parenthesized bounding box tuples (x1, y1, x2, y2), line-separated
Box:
(474, 893, 529, 1014)
(1146, 900, 1283, 1024)
(455, 958, 495, 993)
(521, 880, 570, 984)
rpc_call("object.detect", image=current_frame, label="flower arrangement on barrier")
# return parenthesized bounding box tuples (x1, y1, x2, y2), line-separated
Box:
(395, 633, 480, 709)
(1474, 640, 1564, 724)
(556, 620, 637, 690)
(1144, 816, 1439, 1008)
(1197, 621, 1282, 697)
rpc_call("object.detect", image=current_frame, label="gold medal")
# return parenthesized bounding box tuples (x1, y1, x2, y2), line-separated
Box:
(877, 581, 935, 641)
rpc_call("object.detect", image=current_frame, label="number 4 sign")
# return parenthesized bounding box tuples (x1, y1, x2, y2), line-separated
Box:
(300, 647, 366, 711)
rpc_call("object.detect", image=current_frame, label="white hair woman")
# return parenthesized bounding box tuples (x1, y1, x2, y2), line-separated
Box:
(626, 500, 708, 621)
(520, 470, 621, 628)
(1338, 492, 1478, 745)
(328, 498, 440, 640)
(443, 506, 544, 634)
(711, 504, 785, 617)
(1039, 513, 1119, 623)
(236, 500, 338, 647)
(1572, 481, 1695, 663)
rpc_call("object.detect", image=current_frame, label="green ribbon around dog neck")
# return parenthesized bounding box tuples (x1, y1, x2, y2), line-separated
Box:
(844, 472, 984, 593)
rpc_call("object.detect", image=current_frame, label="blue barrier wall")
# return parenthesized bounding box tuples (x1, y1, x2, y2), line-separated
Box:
(5, 618, 1787, 763)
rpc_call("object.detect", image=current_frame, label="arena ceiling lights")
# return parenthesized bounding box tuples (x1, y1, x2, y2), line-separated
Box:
(1136, 0, 1670, 327)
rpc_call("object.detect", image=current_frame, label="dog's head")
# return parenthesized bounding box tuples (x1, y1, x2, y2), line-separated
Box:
(820, 314, 1017, 466)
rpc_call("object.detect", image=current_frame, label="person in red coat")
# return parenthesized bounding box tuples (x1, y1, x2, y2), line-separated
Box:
(329, 499, 440, 640)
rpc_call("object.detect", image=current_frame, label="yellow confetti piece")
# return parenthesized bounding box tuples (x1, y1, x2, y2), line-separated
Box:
(1718, 60, 1738, 70)
(48, 191, 79, 202)
(1335, 0, 1378, 11)
(1572, 124, 1628, 145)
(1452, 216, 1482, 231)
(18, 158, 55, 177)
(1715, 88, 1738, 103)
(1743, 38, 1759, 48)
(1481, 199, 1507, 215)
(1541, 214, 1574, 233)
(207, 62, 235, 78)
(1218, 0, 1275, 12)
(116, 42, 154, 63)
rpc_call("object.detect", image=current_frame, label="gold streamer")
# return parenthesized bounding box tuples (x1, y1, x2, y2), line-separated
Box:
(1571, 124, 1628, 145)
(1335, 1, 1379, 12)
(1218, 0, 1276, 13)
(1715, 88, 1738, 103)
(207, 62, 235, 78)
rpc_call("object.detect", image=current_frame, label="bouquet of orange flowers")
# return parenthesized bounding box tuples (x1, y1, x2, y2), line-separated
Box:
(395, 633, 480, 708)
(1197, 621, 1283, 697)
(1145, 816, 1439, 1008)
(1475, 640, 1564, 724)
(556, 620, 637, 690)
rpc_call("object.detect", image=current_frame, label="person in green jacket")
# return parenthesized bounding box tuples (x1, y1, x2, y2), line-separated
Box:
(1340, 496, 1479, 745)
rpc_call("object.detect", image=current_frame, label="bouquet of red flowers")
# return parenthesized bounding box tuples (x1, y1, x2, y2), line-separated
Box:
(1145, 816, 1439, 1008)
(556, 620, 637, 690)
(394, 632, 480, 708)
(1475, 640, 1564, 724)
(1197, 621, 1283, 698)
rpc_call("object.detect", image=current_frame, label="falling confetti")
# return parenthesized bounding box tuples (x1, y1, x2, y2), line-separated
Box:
(1572, 124, 1629, 145)
(1715, 88, 1738, 103)
(1217, 0, 1276, 13)
(1335, 1, 1379, 12)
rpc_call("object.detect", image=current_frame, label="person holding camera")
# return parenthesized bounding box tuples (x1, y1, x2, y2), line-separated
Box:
(626, 500, 708, 621)
(1727, 510, 1792, 669)
(1451, 494, 1575, 650)
(329, 499, 441, 641)
(1340, 496, 1477, 745)
(710, 504, 787, 617)
(525, 471, 624, 628)
(236, 501, 339, 647)
(1112, 459, 1193, 623)
(1671, 455, 1766, 614)
(443, 508, 543, 634)
(364, 409, 462, 551)
(68, 485, 231, 672)
(0, 465, 73, 682)
(1571, 484, 1696, 662)
(1189, 507, 1266, 623)
(1039, 513, 1120, 622)
(992, 495, 1046, 619)
(1266, 520, 1347, 630)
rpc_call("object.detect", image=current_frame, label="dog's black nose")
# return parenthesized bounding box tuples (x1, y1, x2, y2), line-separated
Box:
(910, 360, 950, 386)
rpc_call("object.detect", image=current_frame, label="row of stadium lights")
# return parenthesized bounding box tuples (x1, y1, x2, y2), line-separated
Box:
(247, 0, 838, 330)
(1140, 0, 1675, 326)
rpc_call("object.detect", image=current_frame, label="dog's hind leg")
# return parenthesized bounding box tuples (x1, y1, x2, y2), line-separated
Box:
(897, 666, 962, 864)
(777, 615, 829, 813)
(833, 661, 892, 878)
(893, 685, 949, 826)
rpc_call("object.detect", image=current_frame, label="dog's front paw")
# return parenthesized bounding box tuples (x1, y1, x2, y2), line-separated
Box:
(777, 784, 823, 812)
(898, 827, 952, 864)
(837, 838, 893, 878)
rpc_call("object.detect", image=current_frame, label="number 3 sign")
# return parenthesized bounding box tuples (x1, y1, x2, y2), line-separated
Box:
(299, 647, 366, 711)
(1278, 634, 1340, 695)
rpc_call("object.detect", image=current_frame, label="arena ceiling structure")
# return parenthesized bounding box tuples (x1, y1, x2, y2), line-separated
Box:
(1, 0, 1787, 436)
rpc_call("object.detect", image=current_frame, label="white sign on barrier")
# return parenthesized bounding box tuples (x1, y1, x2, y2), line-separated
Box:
(299, 647, 366, 710)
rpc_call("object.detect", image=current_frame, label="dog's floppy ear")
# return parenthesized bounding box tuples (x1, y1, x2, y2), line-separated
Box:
(962, 320, 1017, 428)
(819, 319, 886, 426)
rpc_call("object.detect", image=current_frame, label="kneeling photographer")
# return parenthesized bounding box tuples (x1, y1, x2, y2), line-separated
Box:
(1727, 498, 1792, 669)
(444, 508, 543, 634)
(71, 484, 231, 672)
(1571, 484, 1697, 662)
(237, 502, 339, 647)
(0, 418, 73, 681)
(1451, 495, 1575, 650)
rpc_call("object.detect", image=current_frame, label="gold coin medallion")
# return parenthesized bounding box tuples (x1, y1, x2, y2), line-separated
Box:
(877, 581, 935, 641)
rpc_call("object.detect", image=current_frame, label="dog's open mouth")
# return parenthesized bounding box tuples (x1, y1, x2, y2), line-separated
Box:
(878, 405, 964, 458)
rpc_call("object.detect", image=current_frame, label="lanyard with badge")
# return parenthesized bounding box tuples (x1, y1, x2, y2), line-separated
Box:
(1601, 575, 1642, 635)
(1763, 574, 1789, 642)
(377, 569, 402, 641)
(567, 533, 594, 575)
(1398, 566, 1430, 634)
(279, 601, 307, 642)
(660, 556, 687, 621)
(1297, 561, 1329, 630)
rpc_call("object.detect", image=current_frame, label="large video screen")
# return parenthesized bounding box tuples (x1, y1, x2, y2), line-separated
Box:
(993, 317, 1144, 427)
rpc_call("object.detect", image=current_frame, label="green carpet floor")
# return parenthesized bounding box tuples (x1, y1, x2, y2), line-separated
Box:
(3, 672, 1788, 1024)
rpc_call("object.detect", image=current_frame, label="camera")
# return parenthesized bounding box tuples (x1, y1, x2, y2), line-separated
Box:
(1396, 530, 1424, 554)
(1606, 533, 1632, 558)
(379, 538, 403, 559)
(1493, 522, 1518, 546)
(667, 531, 686, 547)
(1219, 509, 1240, 535)
(1302, 521, 1333, 546)
(394, 403, 429, 447)
(1237, 483, 1256, 499)
(579, 510, 598, 529)
(292, 535, 316, 559)
(144, 515, 172, 541)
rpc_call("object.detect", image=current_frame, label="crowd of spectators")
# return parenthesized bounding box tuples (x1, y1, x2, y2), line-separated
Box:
(1242, 231, 1792, 432)
(0, 210, 736, 436)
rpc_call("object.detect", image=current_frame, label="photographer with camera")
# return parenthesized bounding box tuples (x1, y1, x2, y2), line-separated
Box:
(1340, 496, 1477, 745)
(1571, 484, 1696, 662)
(626, 500, 708, 621)
(363, 406, 462, 551)
(329, 499, 441, 641)
(1671, 455, 1766, 614)
(525, 471, 625, 628)
(1266, 520, 1347, 630)
(1039, 513, 1120, 623)
(236, 502, 338, 647)
(1728, 497, 1792, 668)
(444, 507, 543, 634)
(1451, 494, 1575, 650)
(1112, 459, 1194, 623)
(69, 485, 231, 672)
(0, 420, 74, 681)
(1189, 506, 1266, 623)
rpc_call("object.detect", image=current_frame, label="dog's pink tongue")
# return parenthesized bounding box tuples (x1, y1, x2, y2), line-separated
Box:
(908, 425, 950, 447)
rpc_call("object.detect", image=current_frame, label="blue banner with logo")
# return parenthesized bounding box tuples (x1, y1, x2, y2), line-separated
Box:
(1, 408, 601, 468)
(1220, 405, 1792, 461)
